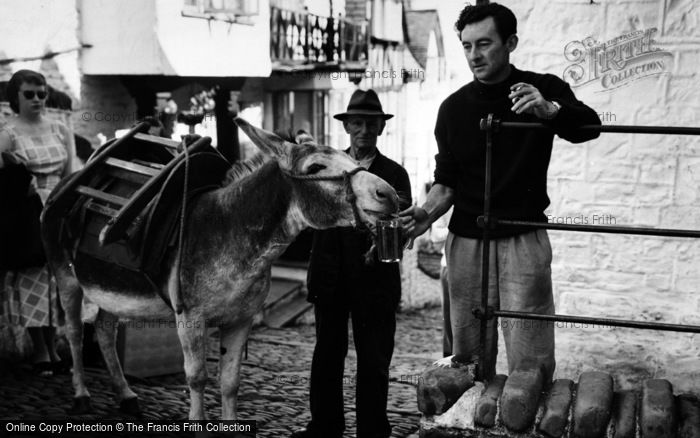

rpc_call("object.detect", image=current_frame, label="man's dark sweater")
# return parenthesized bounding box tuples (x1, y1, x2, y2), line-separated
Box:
(434, 65, 601, 238)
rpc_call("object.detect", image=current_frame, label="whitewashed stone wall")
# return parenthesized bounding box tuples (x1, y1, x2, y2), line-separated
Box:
(503, 0, 699, 390)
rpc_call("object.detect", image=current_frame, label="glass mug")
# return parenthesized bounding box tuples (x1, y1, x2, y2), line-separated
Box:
(376, 218, 403, 263)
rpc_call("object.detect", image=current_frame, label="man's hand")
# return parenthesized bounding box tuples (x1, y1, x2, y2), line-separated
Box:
(509, 82, 559, 119)
(399, 205, 431, 249)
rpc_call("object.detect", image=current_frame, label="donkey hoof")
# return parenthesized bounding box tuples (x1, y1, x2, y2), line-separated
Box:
(68, 396, 92, 414)
(118, 397, 142, 417)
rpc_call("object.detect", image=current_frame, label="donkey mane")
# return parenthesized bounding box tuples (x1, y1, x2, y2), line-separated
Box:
(222, 153, 268, 185)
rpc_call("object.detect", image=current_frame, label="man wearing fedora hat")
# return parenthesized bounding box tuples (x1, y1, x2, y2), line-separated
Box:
(292, 89, 411, 438)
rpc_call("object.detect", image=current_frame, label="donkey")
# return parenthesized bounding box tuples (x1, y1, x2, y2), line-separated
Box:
(41, 118, 400, 420)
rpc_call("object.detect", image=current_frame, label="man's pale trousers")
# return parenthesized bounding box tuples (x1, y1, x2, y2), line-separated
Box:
(444, 229, 555, 382)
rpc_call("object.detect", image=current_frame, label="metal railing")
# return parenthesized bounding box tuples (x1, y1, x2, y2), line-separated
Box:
(474, 115, 700, 381)
(269, 5, 368, 68)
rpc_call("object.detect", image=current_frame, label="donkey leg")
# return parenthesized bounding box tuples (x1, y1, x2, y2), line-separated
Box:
(54, 265, 92, 413)
(176, 312, 208, 420)
(93, 310, 140, 415)
(219, 320, 254, 420)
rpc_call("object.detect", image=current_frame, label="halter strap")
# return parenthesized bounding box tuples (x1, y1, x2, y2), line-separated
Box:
(282, 166, 368, 229)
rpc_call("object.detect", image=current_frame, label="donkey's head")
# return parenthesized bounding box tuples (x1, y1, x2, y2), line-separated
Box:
(235, 118, 399, 230)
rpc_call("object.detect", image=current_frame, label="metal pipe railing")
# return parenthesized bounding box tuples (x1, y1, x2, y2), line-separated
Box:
(492, 310, 700, 334)
(477, 218, 700, 239)
(476, 114, 495, 379)
(494, 121, 700, 136)
(472, 116, 700, 381)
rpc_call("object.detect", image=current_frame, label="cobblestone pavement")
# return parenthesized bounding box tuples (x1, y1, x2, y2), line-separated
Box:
(0, 307, 444, 438)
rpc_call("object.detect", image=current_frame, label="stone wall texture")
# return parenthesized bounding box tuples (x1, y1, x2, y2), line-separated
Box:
(75, 75, 139, 145)
(507, 0, 699, 393)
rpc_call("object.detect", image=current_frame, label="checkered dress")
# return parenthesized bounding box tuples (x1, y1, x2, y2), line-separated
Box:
(2, 121, 68, 327)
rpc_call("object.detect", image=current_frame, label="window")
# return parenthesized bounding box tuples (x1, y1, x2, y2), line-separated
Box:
(271, 90, 327, 145)
(371, 0, 403, 43)
(184, 0, 259, 16)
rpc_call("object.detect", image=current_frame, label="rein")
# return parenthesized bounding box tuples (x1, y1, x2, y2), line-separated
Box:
(282, 166, 368, 229)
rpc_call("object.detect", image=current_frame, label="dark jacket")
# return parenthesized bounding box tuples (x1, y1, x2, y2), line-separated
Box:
(306, 151, 412, 305)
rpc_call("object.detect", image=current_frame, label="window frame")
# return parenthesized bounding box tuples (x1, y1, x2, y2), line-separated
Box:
(183, 0, 259, 17)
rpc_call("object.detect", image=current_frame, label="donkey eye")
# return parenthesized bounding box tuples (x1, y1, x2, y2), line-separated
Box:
(306, 163, 326, 175)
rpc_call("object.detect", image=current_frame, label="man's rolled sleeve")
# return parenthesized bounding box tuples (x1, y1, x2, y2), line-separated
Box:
(542, 76, 601, 143)
(433, 105, 459, 189)
(434, 151, 459, 189)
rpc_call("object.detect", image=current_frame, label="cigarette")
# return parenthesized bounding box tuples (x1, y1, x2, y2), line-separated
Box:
(512, 85, 523, 103)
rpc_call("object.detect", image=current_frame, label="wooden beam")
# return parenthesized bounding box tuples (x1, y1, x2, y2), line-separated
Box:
(75, 186, 128, 207)
(104, 157, 160, 177)
(134, 132, 181, 150)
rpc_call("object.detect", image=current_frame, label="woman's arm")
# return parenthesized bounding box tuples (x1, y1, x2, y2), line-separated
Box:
(0, 130, 13, 168)
(58, 123, 76, 177)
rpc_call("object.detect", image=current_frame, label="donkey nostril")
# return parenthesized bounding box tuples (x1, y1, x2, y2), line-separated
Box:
(376, 189, 387, 199)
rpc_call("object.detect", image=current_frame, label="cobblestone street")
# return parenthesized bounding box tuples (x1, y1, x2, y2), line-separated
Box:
(3, 302, 697, 437)
(0, 307, 444, 438)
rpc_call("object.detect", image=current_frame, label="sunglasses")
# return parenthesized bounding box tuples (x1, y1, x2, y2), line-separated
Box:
(22, 90, 48, 100)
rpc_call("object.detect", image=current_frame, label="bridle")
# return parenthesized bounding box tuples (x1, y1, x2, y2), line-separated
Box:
(281, 166, 369, 229)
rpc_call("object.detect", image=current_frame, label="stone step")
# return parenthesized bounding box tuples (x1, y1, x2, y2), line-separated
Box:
(678, 394, 700, 438)
(474, 374, 507, 427)
(417, 362, 475, 416)
(420, 372, 700, 438)
(263, 295, 312, 329)
(263, 278, 304, 310)
(640, 379, 677, 438)
(500, 363, 545, 432)
(612, 390, 637, 438)
(538, 379, 574, 438)
(572, 371, 613, 438)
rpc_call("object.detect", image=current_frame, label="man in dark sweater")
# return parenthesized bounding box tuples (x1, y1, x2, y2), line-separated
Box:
(400, 3, 600, 382)
(292, 89, 411, 438)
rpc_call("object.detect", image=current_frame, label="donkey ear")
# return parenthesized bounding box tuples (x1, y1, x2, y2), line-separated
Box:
(295, 129, 315, 145)
(235, 117, 287, 157)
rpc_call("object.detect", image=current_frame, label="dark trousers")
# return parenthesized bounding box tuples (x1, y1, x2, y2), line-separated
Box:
(308, 296, 397, 438)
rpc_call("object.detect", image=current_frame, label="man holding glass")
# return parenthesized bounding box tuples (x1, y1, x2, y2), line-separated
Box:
(292, 89, 411, 438)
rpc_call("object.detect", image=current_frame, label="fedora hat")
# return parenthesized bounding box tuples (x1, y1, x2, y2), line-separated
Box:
(334, 89, 394, 121)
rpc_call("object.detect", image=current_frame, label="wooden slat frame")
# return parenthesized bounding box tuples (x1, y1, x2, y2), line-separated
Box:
(75, 186, 129, 207)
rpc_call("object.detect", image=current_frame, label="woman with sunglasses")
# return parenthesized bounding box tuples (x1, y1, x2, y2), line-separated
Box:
(0, 69, 75, 376)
